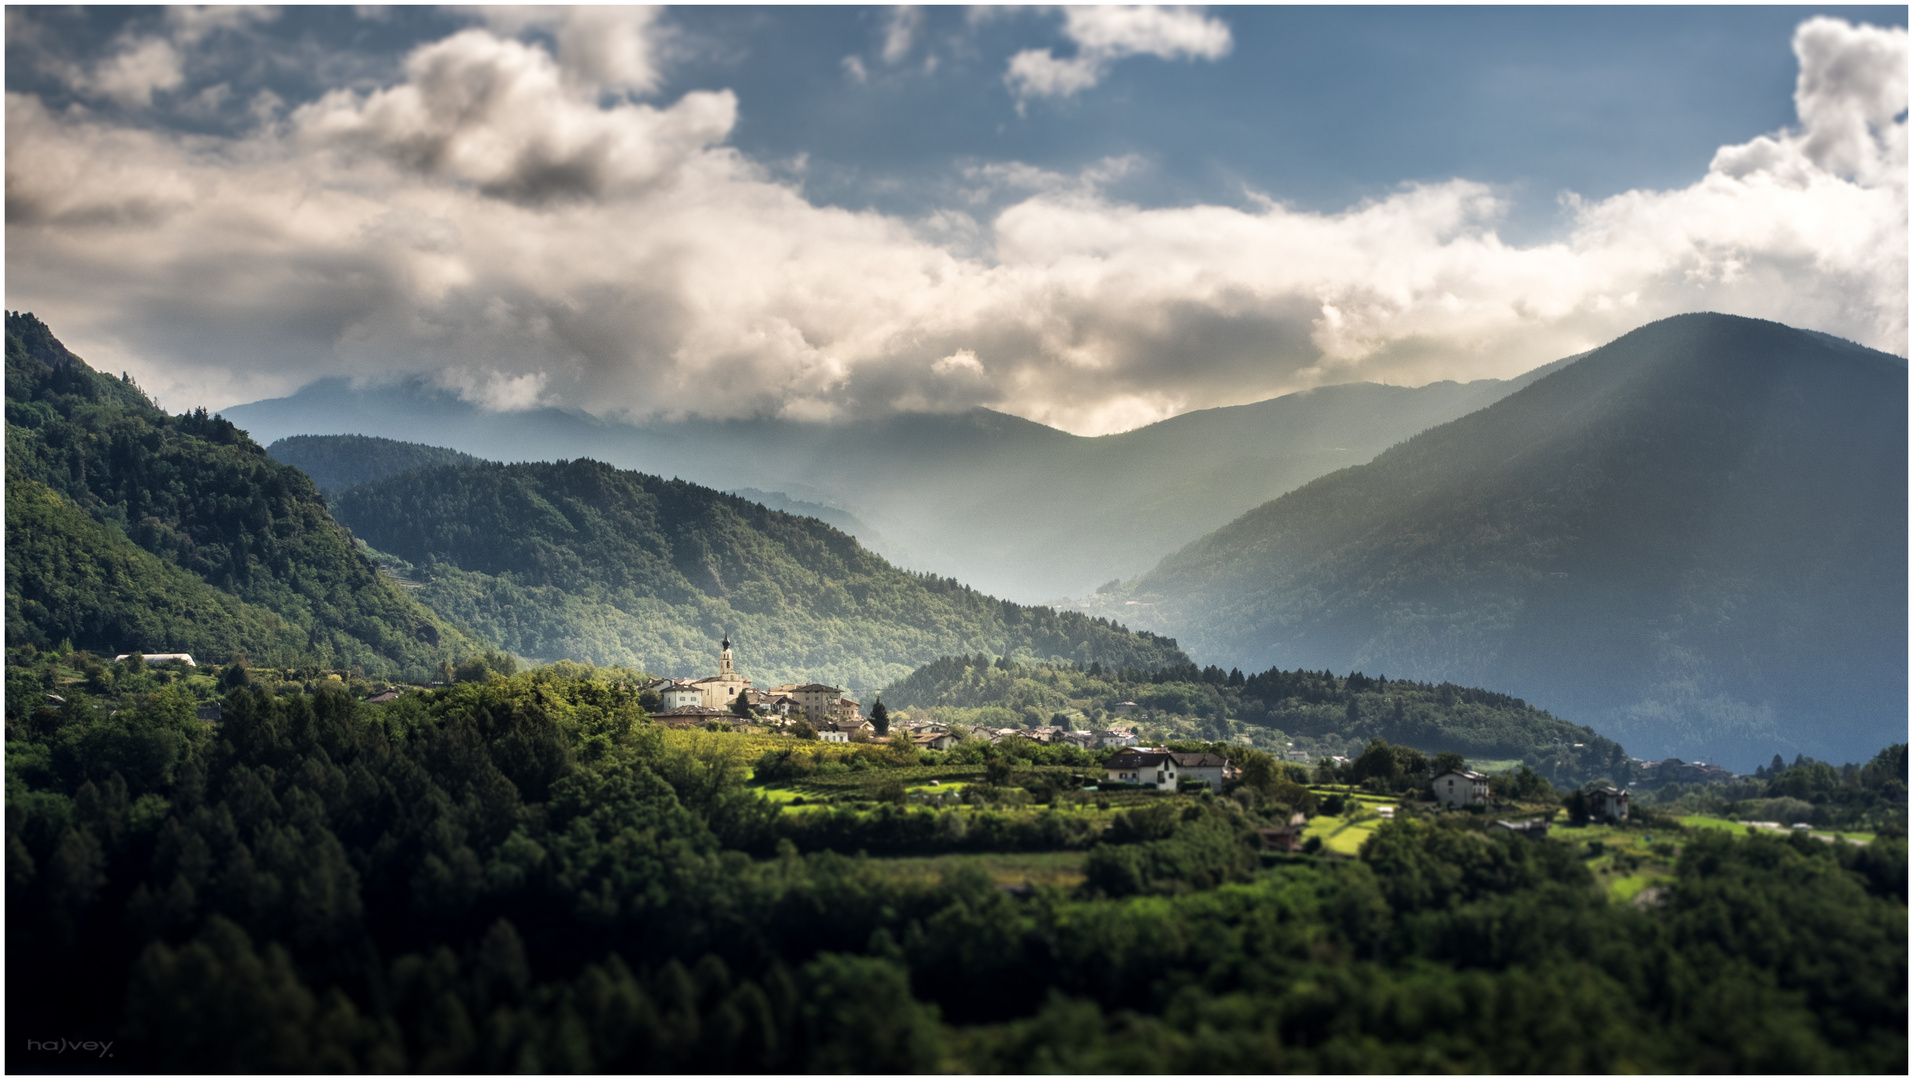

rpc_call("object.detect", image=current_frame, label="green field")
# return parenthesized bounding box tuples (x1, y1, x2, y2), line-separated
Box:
(1303, 811, 1386, 855)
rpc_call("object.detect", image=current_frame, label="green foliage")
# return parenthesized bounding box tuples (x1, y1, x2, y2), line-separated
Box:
(5, 661, 1905, 1071)
(327, 457, 1187, 688)
(266, 434, 484, 495)
(1650, 744, 1909, 832)
(888, 653, 1631, 786)
(5, 313, 471, 677)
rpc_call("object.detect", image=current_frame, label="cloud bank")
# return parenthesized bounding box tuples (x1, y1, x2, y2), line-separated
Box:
(5, 13, 1905, 435)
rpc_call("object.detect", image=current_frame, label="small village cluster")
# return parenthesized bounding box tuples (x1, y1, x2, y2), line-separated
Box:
(642, 639, 1155, 754)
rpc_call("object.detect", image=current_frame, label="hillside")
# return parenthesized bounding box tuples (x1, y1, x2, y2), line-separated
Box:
(4, 478, 313, 664)
(329, 458, 1188, 689)
(884, 654, 1629, 785)
(223, 364, 1560, 602)
(3, 313, 472, 675)
(266, 434, 485, 494)
(1088, 314, 1907, 768)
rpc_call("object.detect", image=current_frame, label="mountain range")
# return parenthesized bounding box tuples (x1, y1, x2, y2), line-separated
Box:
(224, 364, 1567, 603)
(1078, 314, 1907, 769)
(327, 458, 1188, 691)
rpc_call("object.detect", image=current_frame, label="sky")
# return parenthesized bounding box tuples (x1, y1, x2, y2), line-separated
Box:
(5, 5, 1907, 435)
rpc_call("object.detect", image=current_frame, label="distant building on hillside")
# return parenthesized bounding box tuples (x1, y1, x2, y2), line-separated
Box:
(658, 679, 706, 711)
(815, 716, 871, 743)
(1585, 783, 1630, 821)
(653, 705, 734, 728)
(1104, 748, 1233, 792)
(689, 637, 752, 708)
(1432, 769, 1491, 809)
(114, 652, 196, 666)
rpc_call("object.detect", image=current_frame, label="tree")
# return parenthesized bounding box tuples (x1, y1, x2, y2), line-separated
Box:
(789, 718, 818, 741)
(1434, 751, 1468, 776)
(731, 688, 753, 720)
(869, 698, 889, 737)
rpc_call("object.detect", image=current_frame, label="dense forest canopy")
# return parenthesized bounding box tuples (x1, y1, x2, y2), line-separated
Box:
(4, 313, 471, 678)
(1096, 313, 1908, 769)
(266, 434, 486, 496)
(6, 651, 1904, 1072)
(328, 457, 1188, 690)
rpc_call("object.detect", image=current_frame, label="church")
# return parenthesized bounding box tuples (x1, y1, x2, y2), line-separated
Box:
(690, 636, 752, 709)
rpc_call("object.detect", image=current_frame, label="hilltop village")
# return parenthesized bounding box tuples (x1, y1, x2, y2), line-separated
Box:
(643, 638, 1150, 751)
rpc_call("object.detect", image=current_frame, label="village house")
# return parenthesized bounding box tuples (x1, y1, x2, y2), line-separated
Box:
(814, 716, 871, 743)
(652, 705, 735, 728)
(657, 679, 706, 711)
(1104, 748, 1234, 793)
(1432, 769, 1491, 809)
(912, 732, 956, 752)
(767, 682, 862, 724)
(1110, 701, 1142, 717)
(1585, 782, 1630, 821)
(1491, 819, 1551, 840)
(1098, 728, 1139, 748)
(113, 652, 196, 666)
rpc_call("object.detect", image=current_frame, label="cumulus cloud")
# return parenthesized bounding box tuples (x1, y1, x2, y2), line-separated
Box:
(471, 6, 669, 96)
(292, 28, 736, 203)
(1006, 6, 1232, 102)
(4, 16, 1906, 435)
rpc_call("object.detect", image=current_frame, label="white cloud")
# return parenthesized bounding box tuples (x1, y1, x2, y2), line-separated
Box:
(81, 37, 187, 108)
(292, 28, 735, 203)
(4, 17, 1905, 437)
(931, 349, 985, 376)
(469, 6, 669, 96)
(882, 6, 922, 66)
(1007, 6, 1232, 102)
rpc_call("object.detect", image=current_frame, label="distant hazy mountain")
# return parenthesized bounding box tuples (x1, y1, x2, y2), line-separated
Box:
(1080, 314, 1906, 769)
(222, 366, 1563, 603)
(268, 434, 485, 495)
(4, 314, 473, 674)
(329, 458, 1189, 691)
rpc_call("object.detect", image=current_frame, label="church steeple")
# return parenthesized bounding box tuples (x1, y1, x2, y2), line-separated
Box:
(719, 636, 734, 676)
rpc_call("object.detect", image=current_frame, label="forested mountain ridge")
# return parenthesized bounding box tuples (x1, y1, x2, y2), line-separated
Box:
(329, 458, 1188, 689)
(224, 363, 1563, 602)
(1090, 313, 1907, 768)
(266, 434, 485, 495)
(3, 313, 471, 675)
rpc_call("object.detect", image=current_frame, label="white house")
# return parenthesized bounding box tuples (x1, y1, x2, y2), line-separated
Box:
(114, 652, 196, 666)
(1106, 748, 1174, 787)
(814, 717, 870, 743)
(1099, 729, 1139, 748)
(1111, 701, 1142, 717)
(657, 680, 705, 711)
(912, 732, 956, 751)
(1585, 783, 1630, 821)
(1432, 769, 1491, 808)
(1104, 749, 1233, 793)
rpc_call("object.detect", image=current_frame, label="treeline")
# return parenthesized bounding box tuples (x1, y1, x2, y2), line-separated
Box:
(266, 434, 485, 495)
(6, 664, 1904, 1071)
(4, 313, 469, 678)
(1647, 745, 1910, 831)
(886, 653, 1628, 785)
(327, 457, 1187, 686)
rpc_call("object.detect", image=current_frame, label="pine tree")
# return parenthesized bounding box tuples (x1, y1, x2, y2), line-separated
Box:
(869, 699, 889, 737)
